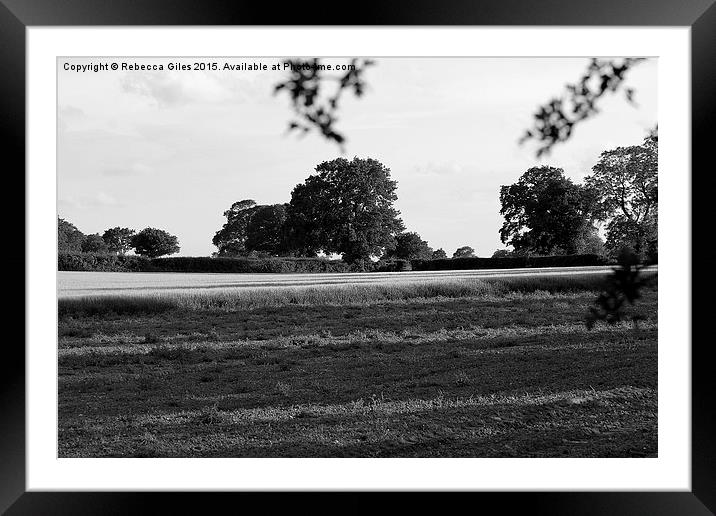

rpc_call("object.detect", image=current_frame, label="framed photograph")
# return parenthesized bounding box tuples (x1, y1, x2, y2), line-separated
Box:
(5, 0, 714, 512)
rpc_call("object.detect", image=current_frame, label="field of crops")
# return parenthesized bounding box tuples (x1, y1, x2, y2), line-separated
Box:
(58, 268, 658, 457)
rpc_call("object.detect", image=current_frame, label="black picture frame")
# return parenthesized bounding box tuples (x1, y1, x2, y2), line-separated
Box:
(3, 0, 714, 513)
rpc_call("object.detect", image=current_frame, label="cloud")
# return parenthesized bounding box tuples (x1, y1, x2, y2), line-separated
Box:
(120, 69, 271, 107)
(412, 162, 464, 177)
(103, 162, 153, 177)
(59, 192, 121, 209)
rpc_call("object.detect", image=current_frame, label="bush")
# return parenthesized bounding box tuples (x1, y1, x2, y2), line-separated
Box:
(373, 259, 412, 272)
(58, 253, 349, 273)
(58, 253, 150, 272)
(411, 254, 608, 271)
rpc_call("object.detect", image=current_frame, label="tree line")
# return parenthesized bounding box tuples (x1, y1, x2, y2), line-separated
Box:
(58, 134, 656, 265)
(58, 221, 180, 258)
(212, 157, 482, 266)
(213, 135, 656, 265)
(496, 134, 657, 262)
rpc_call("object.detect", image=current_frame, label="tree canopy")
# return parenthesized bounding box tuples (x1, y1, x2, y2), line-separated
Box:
(499, 166, 597, 256)
(432, 248, 448, 260)
(585, 135, 657, 260)
(58, 218, 85, 253)
(212, 199, 258, 256)
(81, 233, 109, 254)
(453, 246, 476, 258)
(102, 227, 135, 255)
(213, 200, 290, 257)
(285, 157, 405, 263)
(131, 228, 180, 258)
(388, 232, 433, 261)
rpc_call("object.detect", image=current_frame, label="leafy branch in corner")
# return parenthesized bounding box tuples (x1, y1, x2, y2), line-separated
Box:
(274, 58, 375, 150)
(586, 248, 655, 329)
(520, 58, 646, 157)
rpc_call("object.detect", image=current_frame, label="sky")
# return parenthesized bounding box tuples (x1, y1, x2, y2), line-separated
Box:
(58, 57, 657, 257)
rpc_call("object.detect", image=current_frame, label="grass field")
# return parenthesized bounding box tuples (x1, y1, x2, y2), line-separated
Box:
(58, 269, 657, 457)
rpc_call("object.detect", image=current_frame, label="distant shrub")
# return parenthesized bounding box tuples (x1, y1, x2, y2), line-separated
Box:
(411, 254, 608, 271)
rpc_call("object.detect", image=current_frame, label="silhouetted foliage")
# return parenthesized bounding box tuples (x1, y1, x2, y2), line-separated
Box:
(81, 233, 109, 254)
(245, 204, 290, 256)
(491, 249, 512, 258)
(212, 199, 258, 256)
(131, 228, 180, 258)
(520, 58, 646, 156)
(432, 248, 448, 260)
(585, 135, 658, 261)
(102, 227, 135, 255)
(586, 248, 655, 329)
(500, 166, 598, 255)
(274, 58, 374, 150)
(388, 232, 433, 260)
(453, 246, 476, 258)
(58, 218, 85, 253)
(285, 157, 404, 263)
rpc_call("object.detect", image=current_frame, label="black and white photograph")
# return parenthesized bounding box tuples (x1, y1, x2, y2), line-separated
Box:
(55, 55, 660, 459)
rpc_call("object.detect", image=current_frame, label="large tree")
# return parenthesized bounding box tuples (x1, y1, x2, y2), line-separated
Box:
(102, 227, 135, 255)
(212, 200, 259, 256)
(585, 135, 657, 260)
(245, 204, 289, 255)
(131, 228, 180, 258)
(387, 232, 433, 260)
(285, 157, 405, 263)
(58, 218, 85, 253)
(499, 166, 595, 256)
(213, 200, 290, 256)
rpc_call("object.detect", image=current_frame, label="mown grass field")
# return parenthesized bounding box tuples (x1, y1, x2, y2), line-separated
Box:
(58, 270, 657, 457)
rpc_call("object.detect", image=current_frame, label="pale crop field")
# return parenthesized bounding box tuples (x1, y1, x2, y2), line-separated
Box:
(57, 266, 643, 298)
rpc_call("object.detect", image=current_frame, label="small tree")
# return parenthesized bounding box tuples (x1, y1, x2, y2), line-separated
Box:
(432, 248, 447, 260)
(131, 228, 180, 258)
(102, 227, 135, 255)
(81, 233, 109, 254)
(453, 246, 476, 258)
(491, 249, 511, 258)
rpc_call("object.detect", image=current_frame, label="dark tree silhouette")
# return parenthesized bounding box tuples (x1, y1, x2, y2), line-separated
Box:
(499, 166, 597, 256)
(585, 135, 658, 260)
(58, 218, 85, 253)
(274, 58, 374, 150)
(388, 232, 433, 260)
(131, 228, 180, 258)
(453, 246, 476, 258)
(245, 204, 289, 256)
(81, 233, 109, 254)
(491, 249, 512, 258)
(432, 248, 448, 260)
(520, 58, 646, 157)
(102, 227, 135, 255)
(285, 157, 404, 263)
(212, 200, 259, 256)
